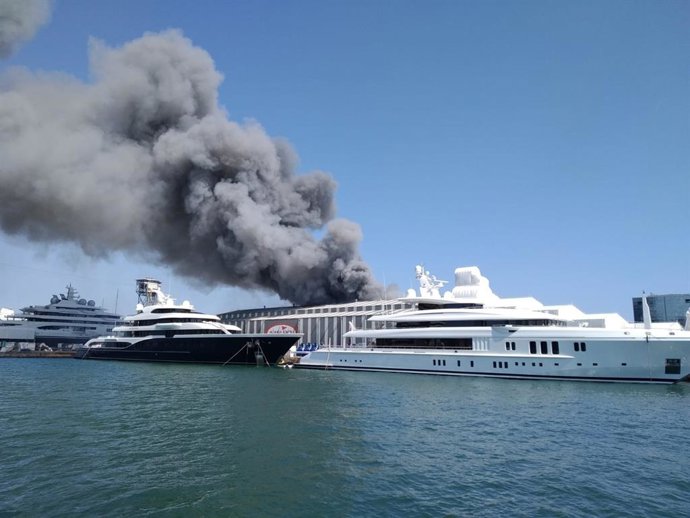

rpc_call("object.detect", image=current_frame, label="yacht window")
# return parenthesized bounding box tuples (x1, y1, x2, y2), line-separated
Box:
(581, 342, 587, 352)
(529, 341, 537, 354)
(505, 342, 510, 351)
(375, 338, 472, 350)
(574, 342, 580, 352)
(511, 342, 516, 351)
(540, 341, 548, 354)
(470, 361, 474, 367)
(665, 359, 681, 375)
(552, 341, 560, 355)
(395, 318, 564, 328)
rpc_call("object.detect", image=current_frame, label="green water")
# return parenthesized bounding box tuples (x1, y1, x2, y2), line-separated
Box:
(1, 359, 689, 517)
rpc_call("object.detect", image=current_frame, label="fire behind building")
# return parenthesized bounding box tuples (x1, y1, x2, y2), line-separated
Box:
(219, 299, 413, 347)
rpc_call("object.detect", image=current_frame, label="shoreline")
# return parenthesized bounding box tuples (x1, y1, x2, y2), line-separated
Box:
(0, 351, 74, 359)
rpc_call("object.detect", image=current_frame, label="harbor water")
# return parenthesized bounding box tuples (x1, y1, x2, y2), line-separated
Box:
(1, 359, 689, 517)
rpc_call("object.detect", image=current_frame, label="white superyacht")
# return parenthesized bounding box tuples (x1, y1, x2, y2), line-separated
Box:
(0, 284, 120, 351)
(298, 265, 690, 383)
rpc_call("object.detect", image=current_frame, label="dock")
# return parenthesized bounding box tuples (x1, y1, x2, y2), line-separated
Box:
(0, 351, 74, 359)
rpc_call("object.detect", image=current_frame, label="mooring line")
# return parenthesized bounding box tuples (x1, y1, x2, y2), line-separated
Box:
(222, 342, 250, 366)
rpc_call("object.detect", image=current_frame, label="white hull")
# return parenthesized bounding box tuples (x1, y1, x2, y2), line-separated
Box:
(298, 330, 690, 383)
(0, 325, 35, 341)
(0, 323, 116, 349)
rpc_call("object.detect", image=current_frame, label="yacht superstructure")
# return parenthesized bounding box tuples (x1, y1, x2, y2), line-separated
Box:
(0, 285, 120, 351)
(298, 265, 690, 383)
(74, 278, 300, 365)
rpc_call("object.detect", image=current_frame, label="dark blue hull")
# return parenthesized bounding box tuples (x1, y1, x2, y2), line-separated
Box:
(73, 334, 300, 365)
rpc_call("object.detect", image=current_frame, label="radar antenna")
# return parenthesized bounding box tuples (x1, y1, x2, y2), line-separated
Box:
(135, 278, 173, 308)
(415, 265, 447, 298)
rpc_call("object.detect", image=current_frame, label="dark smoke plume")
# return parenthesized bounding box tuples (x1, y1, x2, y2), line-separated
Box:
(0, 30, 385, 305)
(0, 0, 51, 58)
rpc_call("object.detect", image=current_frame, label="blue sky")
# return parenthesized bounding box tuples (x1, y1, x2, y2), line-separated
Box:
(1, 0, 688, 318)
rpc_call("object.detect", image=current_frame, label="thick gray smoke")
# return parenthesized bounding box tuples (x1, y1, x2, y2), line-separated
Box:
(0, 0, 51, 58)
(0, 30, 384, 305)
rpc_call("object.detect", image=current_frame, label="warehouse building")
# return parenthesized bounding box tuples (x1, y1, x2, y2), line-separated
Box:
(219, 298, 413, 347)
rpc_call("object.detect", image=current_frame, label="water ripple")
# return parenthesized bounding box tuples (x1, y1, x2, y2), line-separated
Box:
(1, 361, 689, 516)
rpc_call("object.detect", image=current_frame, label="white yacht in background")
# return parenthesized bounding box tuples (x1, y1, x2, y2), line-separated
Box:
(0, 285, 120, 351)
(74, 278, 301, 365)
(298, 265, 690, 383)
(0, 308, 34, 352)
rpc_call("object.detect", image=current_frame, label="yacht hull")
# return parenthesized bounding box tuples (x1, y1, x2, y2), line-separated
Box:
(296, 341, 690, 384)
(73, 334, 300, 365)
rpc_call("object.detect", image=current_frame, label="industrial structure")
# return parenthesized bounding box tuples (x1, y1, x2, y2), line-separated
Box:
(219, 299, 413, 347)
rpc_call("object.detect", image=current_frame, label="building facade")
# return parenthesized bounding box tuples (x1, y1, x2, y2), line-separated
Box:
(219, 299, 413, 347)
(632, 293, 690, 326)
